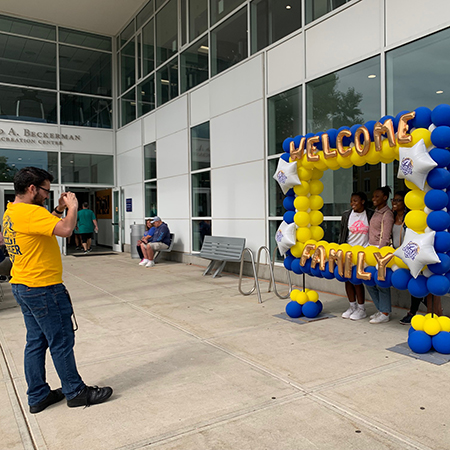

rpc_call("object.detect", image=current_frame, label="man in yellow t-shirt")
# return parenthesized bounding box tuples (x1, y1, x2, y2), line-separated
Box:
(3, 167, 112, 414)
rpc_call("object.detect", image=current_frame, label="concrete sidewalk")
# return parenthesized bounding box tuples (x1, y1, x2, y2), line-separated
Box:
(0, 253, 449, 450)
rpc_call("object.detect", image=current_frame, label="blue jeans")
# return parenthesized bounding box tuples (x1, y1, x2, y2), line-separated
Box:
(366, 285, 392, 314)
(11, 284, 85, 406)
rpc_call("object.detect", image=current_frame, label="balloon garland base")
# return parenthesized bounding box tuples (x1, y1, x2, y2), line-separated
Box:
(387, 342, 450, 366)
(275, 312, 336, 324)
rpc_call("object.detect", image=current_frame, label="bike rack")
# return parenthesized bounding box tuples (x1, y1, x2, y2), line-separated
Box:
(238, 246, 292, 303)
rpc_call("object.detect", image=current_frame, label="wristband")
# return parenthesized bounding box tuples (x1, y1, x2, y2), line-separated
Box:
(53, 206, 65, 214)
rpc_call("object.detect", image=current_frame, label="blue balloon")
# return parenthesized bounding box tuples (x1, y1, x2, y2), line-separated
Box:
(302, 301, 320, 318)
(391, 268, 412, 290)
(337, 126, 351, 146)
(431, 126, 450, 148)
(429, 148, 450, 168)
(293, 135, 303, 149)
(310, 264, 323, 278)
(427, 210, 450, 231)
(362, 266, 377, 286)
(427, 274, 450, 296)
(334, 265, 347, 282)
(350, 266, 363, 285)
(283, 255, 295, 271)
(408, 276, 429, 298)
(394, 110, 410, 130)
(283, 196, 295, 211)
(305, 132, 315, 143)
(364, 120, 377, 140)
(291, 258, 303, 275)
(432, 331, 450, 354)
(428, 253, 450, 274)
(315, 132, 324, 150)
(350, 124, 363, 145)
(326, 129, 338, 148)
(283, 211, 295, 224)
(282, 138, 294, 153)
(435, 231, 450, 253)
(427, 168, 450, 190)
(280, 153, 290, 162)
(321, 262, 335, 279)
(408, 326, 415, 337)
(286, 188, 295, 197)
(285, 301, 302, 318)
(379, 115, 395, 126)
(424, 189, 448, 211)
(408, 330, 432, 354)
(316, 300, 323, 314)
(302, 259, 312, 274)
(431, 104, 450, 127)
(411, 107, 432, 129)
(375, 268, 393, 288)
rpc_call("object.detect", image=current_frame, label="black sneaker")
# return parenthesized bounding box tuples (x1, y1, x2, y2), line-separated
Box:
(67, 385, 113, 408)
(29, 388, 65, 414)
(87, 248, 93, 253)
(399, 313, 413, 325)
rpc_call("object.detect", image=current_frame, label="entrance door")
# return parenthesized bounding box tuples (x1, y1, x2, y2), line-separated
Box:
(112, 187, 122, 252)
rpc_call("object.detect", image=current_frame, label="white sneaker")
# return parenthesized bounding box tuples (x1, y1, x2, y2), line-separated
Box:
(369, 313, 390, 324)
(350, 307, 367, 320)
(145, 260, 155, 268)
(342, 303, 357, 319)
(139, 259, 149, 266)
(370, 311, 381, 319)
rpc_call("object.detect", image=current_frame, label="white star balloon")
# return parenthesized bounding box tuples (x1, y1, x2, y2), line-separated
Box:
(275, 221, 297, 256)
(397, 139, 437, 189)
(272, 157, 301, 194)
(393, 228, 441, 278)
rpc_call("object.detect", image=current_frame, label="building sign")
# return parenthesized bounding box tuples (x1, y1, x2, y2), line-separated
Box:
(126, 198, 132, 212)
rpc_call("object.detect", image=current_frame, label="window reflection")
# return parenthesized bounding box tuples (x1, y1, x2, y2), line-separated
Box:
(121, 40, 135, 93)
(144, 142, 157, 180)
(156, 60, 178, 106)
(61, 153, 113, 184)
(189, 0, 208, 41)
(156, 0, 177, 67)
(121, 89, 136, 126)
(181, 38, 209, 93)
(60, 94, 112, 128)
(145, 181, 157, 216)
(191, 122, 210, 171)
(138, 76, 155, 117)
(211, 0, 245, 25)
(305, 0, 350, 24)
(192, 172, 211, 217)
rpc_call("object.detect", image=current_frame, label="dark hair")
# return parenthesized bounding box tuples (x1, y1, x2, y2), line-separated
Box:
(374, 186, 392, 198)
(394, 190, 407, 199)
(14, 167, 53, 195)
(351, 191, 368, 204)
(82, 202, 89, 208)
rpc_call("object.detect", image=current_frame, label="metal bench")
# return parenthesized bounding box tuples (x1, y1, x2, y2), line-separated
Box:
(199, 235, 246, 278)
(154, 233, 175, 263)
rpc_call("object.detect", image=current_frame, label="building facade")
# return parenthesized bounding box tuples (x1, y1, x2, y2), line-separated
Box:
(0, 0, 449, 259)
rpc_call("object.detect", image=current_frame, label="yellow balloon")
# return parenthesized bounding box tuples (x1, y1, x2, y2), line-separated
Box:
(423, 317, 441, 336)
(310, 210, 324, 226)
(290, 289, 301, 301)
(405, 210, 427, 232)
(314, 154, 328, 171)
(438, 316, 450, 332)
(405, 189, 425, 210)
(310, 180, 324, 195)
(316, 240, 328, 250)
(300, 155, 316, 170)
(405, 179, 419, 190)
(298, 167, 313, 181)
(411, 314, 425, 331)
(294, 181, 310, 196)
(364, 246, 378, 266)
(294, 196, 310, 211)
(310, 195, 324, 210)
(310, 225, 324, 241)
(290, 242, 304, 258)
(294, 211, 310, 227)
(351, 245, 365, 265)
(365, 146, 382, 165)
(350, 150, 366, 167)
(304, 239, 318, 250)
(394, 256, 408, 269)
(425, 313, 434, 320)
(380, 154, 395, 164)
(411, 128, 432, 148)
(339, 243, 352, 255)
(296, 227, 311, 243)
(311, 168, 324, 180)
(380, 246, 395, 267)
(336, 153, 353, 169)
(328, 242, 339, 254)
(296, 291, 309, 305)
(306, 290, 319, 302)
(324, 157, 340, 170)
(380, 139, 397, 162)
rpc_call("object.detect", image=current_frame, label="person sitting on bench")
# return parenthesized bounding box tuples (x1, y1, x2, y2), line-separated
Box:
(137, 219, 155, 263)
(139, 217, 171, 268)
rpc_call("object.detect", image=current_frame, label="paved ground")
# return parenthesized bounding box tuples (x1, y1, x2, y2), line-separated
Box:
(0, 253, 449, 450)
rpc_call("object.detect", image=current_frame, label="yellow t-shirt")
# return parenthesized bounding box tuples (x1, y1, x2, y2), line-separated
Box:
(3, 202, 62, 287)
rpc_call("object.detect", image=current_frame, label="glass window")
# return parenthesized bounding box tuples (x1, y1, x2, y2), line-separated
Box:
(321, 220, 341, 243)
(120, 20, 135, 47)
(144, 142, 157, 180)
(137, 34, 142, 79)
(306, 56, 381, 133)
(0, 34, 56, 89)
(267, 86, 302, 156)
(142, 19, 155, 76)
(192, 171, 211, 217)
(59, 28, 111, 51)
(0, 15, 56, 40)
(191, 122, 210, 171)
(211, 0, 245, 25)
(386, 28, 450, 115)
(192, 219, 211, 251)
(121, 89, 136, 126)
(268, 158, 284, 217)
(60, 94, 112, 128)
(138, 75, 155, 117)
(156, 0, 178, 67)
(305, 0, 350, 24)
(190, 0, 208, 41)
(61, 153, 113, 184)
(145, 181, 157, 216)
(121, 39, 136, 93)
(0, 149, 58, 182)
(0, 85, 57, 124)
(137, 1, 154, 28)
(181, 0, 188, 46)
(180, 37, 209, 93)
(156, 0, 167, 10)
(387, 160, 406, 196)
(211, 7, 248, 76)
(156, 60, 178, 106)
(59, 45, 112, 96)
(250, 0, 301, 54)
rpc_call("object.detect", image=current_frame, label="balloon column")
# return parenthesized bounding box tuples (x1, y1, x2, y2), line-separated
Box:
(285, 288, 323, 319)
(408, 314, 450, 354)
(274, 105, 450, 336)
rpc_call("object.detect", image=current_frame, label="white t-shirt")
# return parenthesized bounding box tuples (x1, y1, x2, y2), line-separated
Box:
(347, 210, 370, 247)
